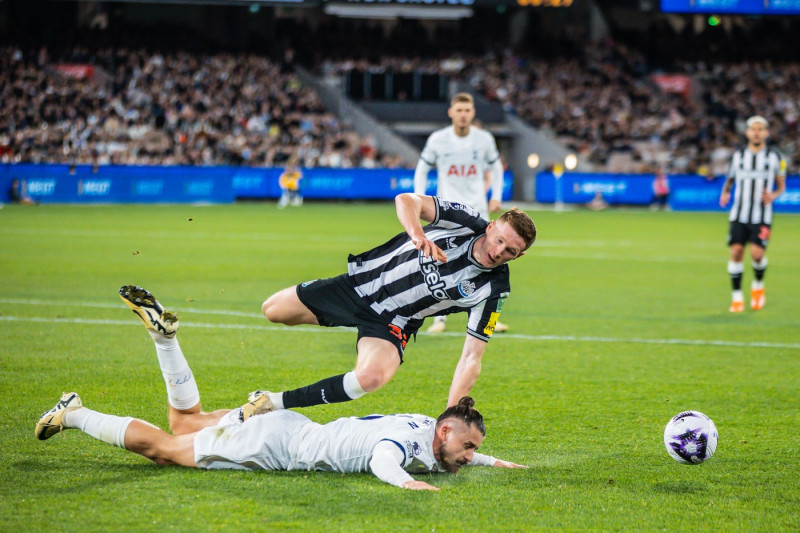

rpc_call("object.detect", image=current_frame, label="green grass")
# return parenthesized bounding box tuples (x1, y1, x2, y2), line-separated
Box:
(1, 202, 799, 532)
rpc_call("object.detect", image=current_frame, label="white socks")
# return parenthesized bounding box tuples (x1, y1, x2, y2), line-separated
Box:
(64, 408, 133, 448)
(727, 261, 744, 276)
(148, 331, 200, 410)
(343, 371, 367, 400)
(268, 392, 285, 410)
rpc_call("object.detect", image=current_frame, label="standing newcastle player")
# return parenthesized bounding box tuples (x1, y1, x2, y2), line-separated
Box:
(719, 115, 786, 312)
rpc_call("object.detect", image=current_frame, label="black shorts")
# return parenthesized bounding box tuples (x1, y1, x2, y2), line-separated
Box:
(296, 274, 411, 362)
(728, 221, 771, 249)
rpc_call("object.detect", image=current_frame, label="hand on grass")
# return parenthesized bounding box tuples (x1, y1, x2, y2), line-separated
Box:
(402, 480, 440, 491)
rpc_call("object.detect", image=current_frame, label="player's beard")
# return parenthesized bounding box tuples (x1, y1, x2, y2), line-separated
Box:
(437, 443, 463, 474)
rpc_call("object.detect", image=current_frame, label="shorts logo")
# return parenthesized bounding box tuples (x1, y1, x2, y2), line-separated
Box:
(301, 280, 318, 287)
(388, 324, 409, 350)
(458, 281, 476, 297)
(483, 312, 501, 336)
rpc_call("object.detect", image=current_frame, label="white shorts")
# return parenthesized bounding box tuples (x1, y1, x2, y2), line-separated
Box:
(194, 409, 315, 470)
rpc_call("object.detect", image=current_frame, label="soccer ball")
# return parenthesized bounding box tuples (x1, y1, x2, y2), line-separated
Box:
(663, 410, 718, 465)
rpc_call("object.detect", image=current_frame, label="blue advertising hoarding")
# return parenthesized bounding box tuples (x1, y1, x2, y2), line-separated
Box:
(536, 171, 800, 213)
(1, 164, 514, 204)
(661, 0, 800, 14)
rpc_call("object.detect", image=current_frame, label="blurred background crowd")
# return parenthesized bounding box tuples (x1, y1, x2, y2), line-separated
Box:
(1, 1, 798, 174)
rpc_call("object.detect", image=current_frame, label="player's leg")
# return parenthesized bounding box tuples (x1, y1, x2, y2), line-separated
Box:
(427, 315, 447, 333)
(262, 286, 319, 326)
(268, 337, 400, 410)
(119, 285, 226, 435)
(35, 392, 198, 467)
(278, 190, 289, 208)
(749, 240, 768, 310)
(727, 222, 746, 312)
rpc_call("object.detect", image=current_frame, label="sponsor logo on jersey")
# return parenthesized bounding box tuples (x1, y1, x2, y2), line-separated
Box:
(735, 170, 772, 181)
(440, 200, 467, 212)
(446, 164, 479, 178)
(483, 312, 501, 336)
(419, 254, 449, 300)
(458, 281, 476, 297)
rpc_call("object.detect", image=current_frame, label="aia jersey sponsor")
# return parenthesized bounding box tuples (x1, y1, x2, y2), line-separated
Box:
(419, 126, 501, 216)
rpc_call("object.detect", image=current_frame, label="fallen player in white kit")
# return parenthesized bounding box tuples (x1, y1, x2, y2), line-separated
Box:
(35, 286, 526, 491)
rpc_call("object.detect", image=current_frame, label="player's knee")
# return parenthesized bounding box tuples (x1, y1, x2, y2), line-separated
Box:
(354, 368, 389, 392)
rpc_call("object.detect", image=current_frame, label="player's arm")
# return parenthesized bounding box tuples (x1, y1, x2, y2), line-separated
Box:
(369, 440, 440, 491)
(447, 335, 487, 408)
(414, 159, 433, 196)
(488, 159, 504, 213)
(719, 176, 735, 207)
(469, 452, 528, 469)
(764, 174, 786, 205)
(395, 193, 447, 263)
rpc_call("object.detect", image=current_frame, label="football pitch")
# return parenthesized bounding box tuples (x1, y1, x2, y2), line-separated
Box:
(1, 201, 798, 532)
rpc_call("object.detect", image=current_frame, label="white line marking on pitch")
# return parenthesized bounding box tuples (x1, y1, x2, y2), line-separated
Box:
(2, 315, 798, 350)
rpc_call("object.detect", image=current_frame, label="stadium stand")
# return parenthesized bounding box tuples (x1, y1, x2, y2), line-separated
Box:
(0, 45, 409, 168)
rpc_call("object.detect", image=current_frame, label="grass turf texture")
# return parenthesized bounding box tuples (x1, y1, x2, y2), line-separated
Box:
(1, 202, 798, 532)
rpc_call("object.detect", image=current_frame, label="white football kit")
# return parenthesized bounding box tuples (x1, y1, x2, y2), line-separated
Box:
(193, 409, 447, 486)
(414, 125, 504, 220)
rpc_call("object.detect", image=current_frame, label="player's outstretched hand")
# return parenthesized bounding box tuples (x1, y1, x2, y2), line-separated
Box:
(402, 480, 440, 491)
(719, 191, 730, 208)
(411, 236, 448, 263)
(492, 459, 528, 469)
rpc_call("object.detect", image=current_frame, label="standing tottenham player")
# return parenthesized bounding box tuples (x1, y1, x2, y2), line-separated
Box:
(414, 93, 508, 333)
(719, 115, 786, 312)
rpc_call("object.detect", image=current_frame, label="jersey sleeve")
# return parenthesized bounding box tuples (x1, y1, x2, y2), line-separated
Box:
(466, 280, 510, 342)
(419, 134, 438, 167)
(483, 130, 501, 165)
(430, 196, 489, 233)
(369, 440, 415, 487)
(468, 452, 498, 467)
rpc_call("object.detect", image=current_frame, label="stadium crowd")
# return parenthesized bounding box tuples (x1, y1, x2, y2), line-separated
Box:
(2, 12, 798, 174)
(0, 45, 406, 168)
(321, 41, 799, 175)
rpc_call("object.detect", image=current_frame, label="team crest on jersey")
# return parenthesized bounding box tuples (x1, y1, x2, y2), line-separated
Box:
(458, 281, 476, 297)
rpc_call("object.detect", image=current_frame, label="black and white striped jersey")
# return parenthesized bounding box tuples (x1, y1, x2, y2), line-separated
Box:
(347, 197, 510, 342)
(726, 146, 786, 224)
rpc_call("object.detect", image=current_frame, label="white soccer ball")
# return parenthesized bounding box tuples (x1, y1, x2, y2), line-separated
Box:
(663, 410, 718, 465)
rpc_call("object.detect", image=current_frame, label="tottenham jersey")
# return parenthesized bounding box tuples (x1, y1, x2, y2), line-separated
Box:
(419, 126, 501, 217)
(347, 198, 510, 341)
(291, 413, 443, 475)
(727, 146, 786, 224)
